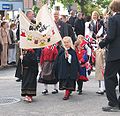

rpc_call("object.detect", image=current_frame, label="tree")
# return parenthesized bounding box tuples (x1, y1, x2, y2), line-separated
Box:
(95, 0, 112, 9)
(33, 0, 112, 15)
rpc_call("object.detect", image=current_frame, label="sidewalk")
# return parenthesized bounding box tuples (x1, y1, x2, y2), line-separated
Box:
(0, 67, 119, 116)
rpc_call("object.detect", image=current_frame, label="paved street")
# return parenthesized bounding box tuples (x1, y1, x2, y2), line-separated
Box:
(0, 67, 119, 116)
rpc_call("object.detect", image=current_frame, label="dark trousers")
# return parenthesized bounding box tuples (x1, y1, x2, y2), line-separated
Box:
(104, 59, 120, 107)
(77, 80, 83, 91)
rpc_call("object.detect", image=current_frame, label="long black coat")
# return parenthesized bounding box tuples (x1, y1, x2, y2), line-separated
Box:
(99, 13, 120, 62)
(54, 47, 80, 80)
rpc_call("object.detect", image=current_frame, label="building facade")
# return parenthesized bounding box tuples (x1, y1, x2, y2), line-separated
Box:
(0, 0, 34, 19)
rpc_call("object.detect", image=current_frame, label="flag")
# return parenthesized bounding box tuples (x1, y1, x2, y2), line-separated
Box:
(19, 5, 62, 49)
(85, 35, 95, 43)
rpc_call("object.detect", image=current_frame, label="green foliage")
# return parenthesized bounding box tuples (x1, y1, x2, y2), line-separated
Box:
(57, 0, 111, 15)
(32, 0, 112, 16)
(95, 0, 112, 8)
(84, 3, 100, 16)
(32, 5, 40, 16)
(57, 0, 74, 6)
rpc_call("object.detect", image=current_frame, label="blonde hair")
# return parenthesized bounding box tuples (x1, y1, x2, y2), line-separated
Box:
(74, 35, 84, 49)
(77, 35, 84, 41)
(109, 0, 120, 12)
(92, 11, 99, 19)
(62, 36, 74, 49)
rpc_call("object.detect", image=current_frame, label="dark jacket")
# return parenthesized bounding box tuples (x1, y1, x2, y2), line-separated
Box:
(67, 23, 76, 43)
(74, 18, 85, 36)
(68, 16, 76, 27)
(54, 47, 80, 80)
(99, 13, 120, 61)
(9, 29, 15, 48)
(55, 20, 68, 38)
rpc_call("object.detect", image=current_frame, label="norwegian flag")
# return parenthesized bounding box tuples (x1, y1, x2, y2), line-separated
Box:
(85, 35, 96, 44)
(80, 39, 88, 47)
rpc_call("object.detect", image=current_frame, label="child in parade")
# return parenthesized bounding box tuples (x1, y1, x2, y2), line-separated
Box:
(75, 35, 88, 95)
(20, 49, 38, 102)
(38, 45, 59, 95)
(95, 39, 105, 95)
(54, 36, 80, 100)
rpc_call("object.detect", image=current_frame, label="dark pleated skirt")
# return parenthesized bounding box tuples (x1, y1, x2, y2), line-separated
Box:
(21, 68, 37, 96)
(38, 77, 58, 84)
(59, 79, 76, 91)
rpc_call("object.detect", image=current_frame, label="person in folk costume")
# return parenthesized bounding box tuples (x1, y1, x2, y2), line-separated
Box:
(54, 36, 80, 100)
(15, 10, 39, 82)
(95, 38, 105, 95)
(88, 11, 106, 95)
(74, 35, 89, 95)
(89, 11, 104, 41)
(88, 11, 104, 67)
(38, 45, 58, 95)
(20, 49, 38, 102)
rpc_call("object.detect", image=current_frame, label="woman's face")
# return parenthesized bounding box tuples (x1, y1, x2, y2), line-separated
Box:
(92, 13, 98, 20)
(63, 39, 71, 49)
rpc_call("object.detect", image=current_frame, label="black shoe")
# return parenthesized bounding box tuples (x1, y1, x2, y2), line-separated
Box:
(96, 91, 104, 95)
(42, 89, 48, 95)
(16, 79, 21, 82)
(78, 90, 82, 95)
(52, 89, 58, 94)
(12, 62, 16, 64)
(102, 106, 120, 112)
(8, 62, 13, 65)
